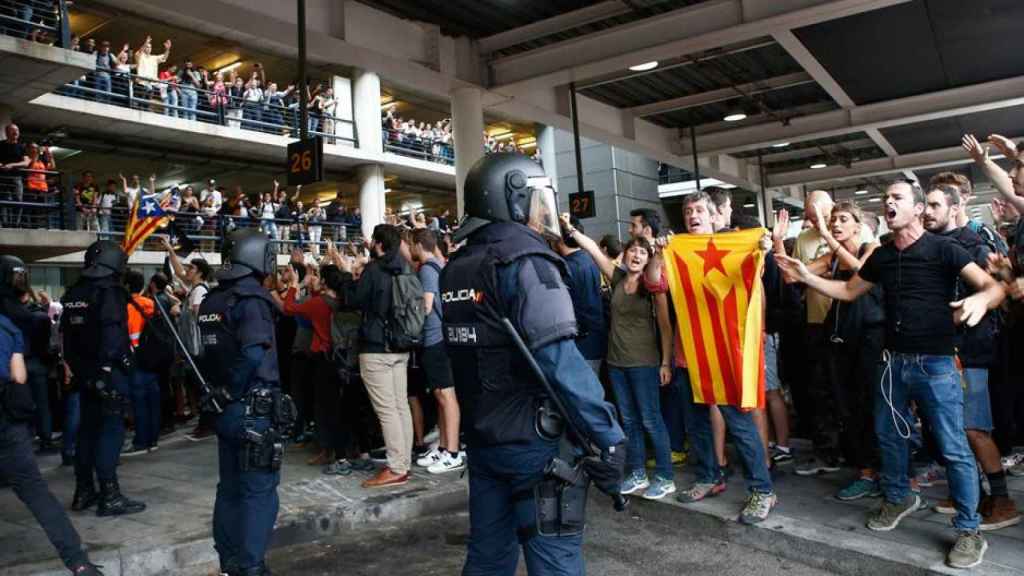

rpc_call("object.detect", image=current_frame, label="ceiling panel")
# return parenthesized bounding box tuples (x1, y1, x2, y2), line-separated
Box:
(880, 105, 1024, 154)
(648, 82, 834, 129)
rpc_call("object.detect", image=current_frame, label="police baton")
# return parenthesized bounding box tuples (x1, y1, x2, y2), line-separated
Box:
(150, 291, 225, 414)
(501, 318, 627, 512)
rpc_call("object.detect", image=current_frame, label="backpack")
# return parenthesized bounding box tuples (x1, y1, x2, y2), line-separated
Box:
(383, 263, 426, 352)
(130, 297, 177, 372)
(177, 284, 207, 359)
(325, 296, 361, 386)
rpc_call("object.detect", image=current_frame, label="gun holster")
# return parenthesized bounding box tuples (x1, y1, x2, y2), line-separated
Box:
(239, 424, 284, 473)
(245, 388, 297, 435)
(534, 459, 589, 538)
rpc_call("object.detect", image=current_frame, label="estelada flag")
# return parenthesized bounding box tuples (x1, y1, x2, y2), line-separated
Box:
(663, 228, 767, 409)
(122, 192, 171, 255)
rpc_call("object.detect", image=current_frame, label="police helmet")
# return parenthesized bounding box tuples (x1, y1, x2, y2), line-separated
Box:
(218, 229, 274, 281)
(81, 240, 127, 279)
(0, 255, 27, 291)
(454, 153, 560, 242)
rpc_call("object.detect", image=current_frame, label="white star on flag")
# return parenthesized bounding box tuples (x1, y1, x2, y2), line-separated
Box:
(142, 201, 156, 214)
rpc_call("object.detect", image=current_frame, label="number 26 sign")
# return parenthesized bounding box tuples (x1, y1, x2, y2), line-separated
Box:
(287, 137, 323, 186)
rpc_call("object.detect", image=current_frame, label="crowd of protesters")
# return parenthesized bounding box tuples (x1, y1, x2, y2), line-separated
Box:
(382, 109, 544, 166)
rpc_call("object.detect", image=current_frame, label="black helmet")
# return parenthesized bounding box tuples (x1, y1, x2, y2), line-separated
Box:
(455, 153, 559, 242)
(82, 240, 127, 279)
(218, 229, 274, 281)
(0, 255, 26, 289)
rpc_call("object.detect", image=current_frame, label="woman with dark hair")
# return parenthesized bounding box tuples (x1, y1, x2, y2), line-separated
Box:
(565, 220, 676, 501)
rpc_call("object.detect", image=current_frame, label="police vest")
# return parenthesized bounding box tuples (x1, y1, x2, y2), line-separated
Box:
(197, 283, 276, 398)
(60, 280, 105, 380)
(441, 224, 569, 448)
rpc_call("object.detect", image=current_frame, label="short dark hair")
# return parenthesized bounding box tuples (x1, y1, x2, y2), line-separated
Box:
(150, 272, 169, 292)
(125, 269, 145, 294)
(889, 180, 925, 205)
(411, 228, 437, 252)
(732, 214, 762, 230)
(629, 209, 662, 237)
(372, 224, 402, 254)
(706, 187, 732, 210)
(599, 234, 622, 259)
(189, 258, 211, 280)
(929, 172, 973, 198)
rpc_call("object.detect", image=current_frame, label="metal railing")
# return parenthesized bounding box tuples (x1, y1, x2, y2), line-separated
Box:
(0, 171, 363, 251)
(383, 127, 454, 165)
(0, 0, 70, 47)
(58, 72, 358, 146)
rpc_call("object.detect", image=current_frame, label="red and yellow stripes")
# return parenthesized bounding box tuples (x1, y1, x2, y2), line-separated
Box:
(664, 229, 766, 409)
(122, 193, 169, 256)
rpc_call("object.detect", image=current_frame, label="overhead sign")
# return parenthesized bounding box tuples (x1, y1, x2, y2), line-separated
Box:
(569, 190, 596, 219)
(287, 137, 323, 186)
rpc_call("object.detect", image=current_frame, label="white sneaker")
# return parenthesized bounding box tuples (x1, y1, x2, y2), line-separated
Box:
(416, 447, 443, 468)
(423, 427, 440, 446)
(428, 451, 466, 474)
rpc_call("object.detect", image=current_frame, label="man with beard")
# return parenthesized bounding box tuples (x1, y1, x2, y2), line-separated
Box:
(777, 180, 1005, 569)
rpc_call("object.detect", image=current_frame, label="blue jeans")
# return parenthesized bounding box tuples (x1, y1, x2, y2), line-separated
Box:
(62, 391, 80, 459)
(163, 89, 179, 117)
(690, 401, 772, 493)
(130, 368, 161, 449)
(75, 369, 129, 484)
(962, 368, 993, 432)
(214, 403, 280, 572)
(180, 87, 198, 121)
(661, 367, 695, 453)
(608, 365, 673, 480)
(93, 72, 112, 102)
(464, 441, 582, 576)
(876, 354, 979, 531)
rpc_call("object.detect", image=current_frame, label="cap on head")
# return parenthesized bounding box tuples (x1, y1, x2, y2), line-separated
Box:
(82, 240, 127, 279)
(217, 229, 274, 282)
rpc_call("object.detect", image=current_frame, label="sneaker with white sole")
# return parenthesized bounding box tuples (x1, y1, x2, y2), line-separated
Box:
(642, 476, 676, 500)
(946, 531, 987, 569)
(739, 491, 777, 524)
(620, 471, 650, 496)
(427, 451, 466, 474)
(867, 494, 922, 531)
(676, 477, 727, 503)
(1001, 452, 1024, 470)
(416, 447, 442, 468)
(795, 456, 841, 477)
(913, 463, 947, 487)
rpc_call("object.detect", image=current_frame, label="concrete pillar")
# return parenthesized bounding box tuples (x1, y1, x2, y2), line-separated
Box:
(357, 164, 386, 240)
(352, 69, 382, 155)
(452, 87, 484, 218)
(332, 75, 355, 146)
(536, 124, 558, 190)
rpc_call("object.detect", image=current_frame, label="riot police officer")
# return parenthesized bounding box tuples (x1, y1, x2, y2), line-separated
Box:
(198, 230, 291, 576)
(61, 240, 146, 517)
(441, 153, 627, 575)
(0, 269, 102, 575)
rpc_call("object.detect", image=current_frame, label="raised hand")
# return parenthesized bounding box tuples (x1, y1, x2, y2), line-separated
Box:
(772, 208, 790, 242)
(951, 294, 987, 327)
(962, 134, 988, 164)
(988, 134, 1019, 160)
(774, 253, 810, 284)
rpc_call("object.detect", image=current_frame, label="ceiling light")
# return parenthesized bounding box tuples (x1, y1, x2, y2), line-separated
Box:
(810, 163, 827, 169)
(772, 142, 790, 148)
(215, 61, 242, 75)
(628, 61, 659, 72)
(723, 112, 747, 122)
(855, 190, 868, 195)
(868, 197, 881, 203)
(743, 203, 755, 208)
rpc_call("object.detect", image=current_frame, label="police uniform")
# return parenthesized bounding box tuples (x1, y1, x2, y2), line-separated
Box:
(0, 312, 101, 575)
(61, 241, 145, 517)
(442, 154, 625, 576)
(199, 230, 290, 576)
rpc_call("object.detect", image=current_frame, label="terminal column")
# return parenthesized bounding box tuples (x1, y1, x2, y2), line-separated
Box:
(357, 164, 386, 240)
(452, 87, 484, 218)
(352, 69, 383, 154)
(536, 124, 558, 190)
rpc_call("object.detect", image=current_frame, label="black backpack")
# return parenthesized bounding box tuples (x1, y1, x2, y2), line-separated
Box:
(382, 262, 426, 352)
(130, 297, 176, 372)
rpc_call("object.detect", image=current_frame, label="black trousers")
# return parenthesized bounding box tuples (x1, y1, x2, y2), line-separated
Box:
(805, 324, 842, 460)
(312, 353, 349, 454)
(828, 329, 884, 470)
(0, 419, 87, 570)
(289, 352, 314, 433)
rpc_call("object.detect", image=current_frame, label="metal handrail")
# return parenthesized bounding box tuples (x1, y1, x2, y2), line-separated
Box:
(59, 71, 358, 145)
(383, 127, 454, 165)
(0, 0, 69, 47)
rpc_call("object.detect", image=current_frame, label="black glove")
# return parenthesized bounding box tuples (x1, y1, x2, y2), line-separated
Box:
(582, 441, 626, 497)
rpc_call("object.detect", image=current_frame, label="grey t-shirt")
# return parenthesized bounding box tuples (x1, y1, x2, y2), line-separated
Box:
(418, 257, 444, 347)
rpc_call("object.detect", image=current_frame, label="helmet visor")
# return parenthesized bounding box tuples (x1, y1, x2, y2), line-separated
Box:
(527, 178, 560, 240)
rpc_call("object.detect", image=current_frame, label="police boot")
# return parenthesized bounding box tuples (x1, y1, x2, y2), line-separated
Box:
(238, 563, 271, 576)
(70, 561, 105, 575)
(71, 482, 99, 512)
(96, 480, 146, 517)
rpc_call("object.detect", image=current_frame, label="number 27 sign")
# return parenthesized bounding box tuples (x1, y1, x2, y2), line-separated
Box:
(569, 190, 596, 219)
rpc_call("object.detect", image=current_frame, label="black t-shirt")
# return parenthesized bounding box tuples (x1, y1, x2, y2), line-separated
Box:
(858, 232, 973, 355)
(0, 141, 26, 166)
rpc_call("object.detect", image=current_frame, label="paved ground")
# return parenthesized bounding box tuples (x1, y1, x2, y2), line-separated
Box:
(0, 429, 467, 576)
(5, 433, 1024, 575)
(265, 508, 841, 576)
